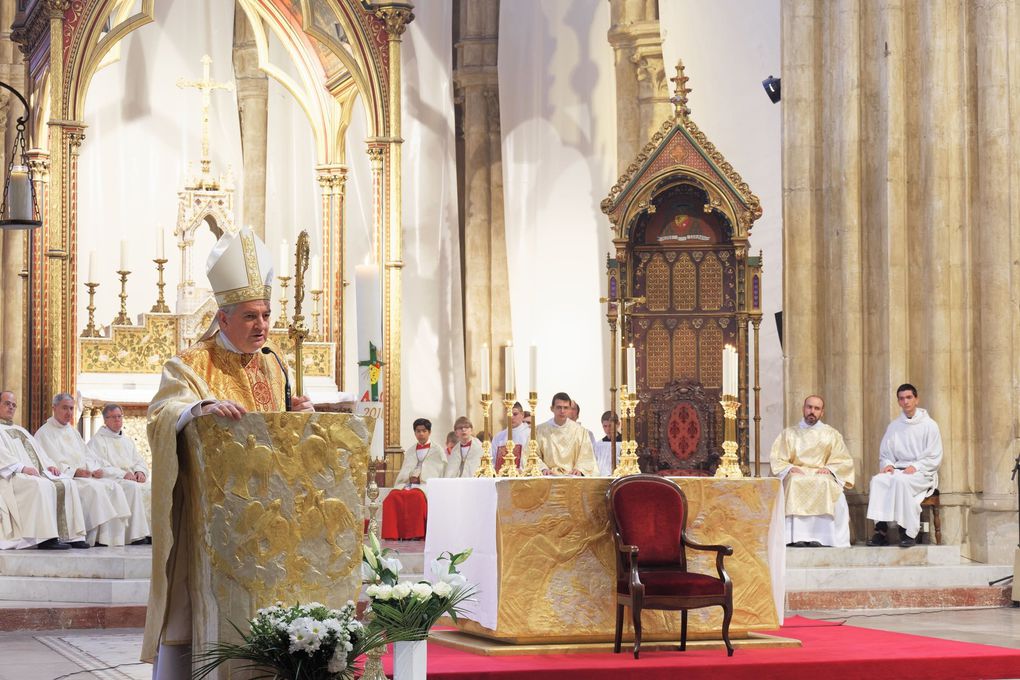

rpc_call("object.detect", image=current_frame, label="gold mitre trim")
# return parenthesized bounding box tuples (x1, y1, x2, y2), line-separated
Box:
(208, 228, 275, 307)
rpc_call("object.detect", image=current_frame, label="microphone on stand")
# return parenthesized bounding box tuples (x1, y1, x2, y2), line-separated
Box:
(261, 346, 292, 411)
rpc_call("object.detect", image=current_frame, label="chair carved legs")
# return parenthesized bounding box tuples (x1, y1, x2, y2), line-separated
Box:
(680, 609, 688, 651)
(632, 599, 643, 659)
(614, 603, 624, 654)
(721, 600, 734, 656)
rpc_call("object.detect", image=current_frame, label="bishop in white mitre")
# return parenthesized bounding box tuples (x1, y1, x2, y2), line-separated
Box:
(35, 393, 141, 546)
(0, 390, 88, 549)
(770, 395, 855, 547)
(86, 404, 152, 529)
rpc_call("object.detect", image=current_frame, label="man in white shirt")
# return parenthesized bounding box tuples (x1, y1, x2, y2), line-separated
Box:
(86, 403, 152, 534)
(866, 384, 943, 548)
(0, 391, 87, 550)
(36, 393, 143, 546)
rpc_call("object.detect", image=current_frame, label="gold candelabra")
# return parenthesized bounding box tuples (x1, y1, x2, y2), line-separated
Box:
(289, 232, 310, 399)
(274, 275, 291, 329)
(714, 396, 743, 478)
(82, 282, 101, 337)
(612, 385, 641, 477)
(475, 393, 497, 477)
(311, 289, 323, 341)
(497, 394, 521, 477)
(150, 258, 170, 313)
(112, 270, 132, 326)
(361, 458, 387, 680)
(522, 391, 544, 476)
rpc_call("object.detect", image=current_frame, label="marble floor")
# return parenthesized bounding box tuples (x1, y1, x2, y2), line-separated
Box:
(0, 606, 1016, 680)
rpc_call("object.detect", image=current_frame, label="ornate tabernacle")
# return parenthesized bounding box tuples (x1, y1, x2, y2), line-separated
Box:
(601, 61, 764, 475)
(179, 412, 370, 677)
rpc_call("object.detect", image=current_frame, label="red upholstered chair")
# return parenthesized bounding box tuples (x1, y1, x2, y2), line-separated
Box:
(607, 474, 734, 658)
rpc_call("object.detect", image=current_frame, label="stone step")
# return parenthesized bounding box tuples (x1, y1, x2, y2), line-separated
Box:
(0, 576, 149, 605)
(787, 563, 1010, 591)
(786, 544, 962, 568)
(786, 585, 1013, 611)
(0, 546, 151, 579)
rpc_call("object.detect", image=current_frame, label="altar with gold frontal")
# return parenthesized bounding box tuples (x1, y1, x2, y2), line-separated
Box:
(424, 477, 784, 645)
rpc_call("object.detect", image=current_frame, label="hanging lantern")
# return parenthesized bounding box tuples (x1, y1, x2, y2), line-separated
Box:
(0, 82, 41, 229)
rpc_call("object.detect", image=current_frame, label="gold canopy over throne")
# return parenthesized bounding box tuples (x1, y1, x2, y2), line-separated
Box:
(601, 63, 764, 475)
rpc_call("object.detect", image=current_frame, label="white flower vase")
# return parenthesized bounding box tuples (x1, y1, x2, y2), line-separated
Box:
(393, 639, 427, 680)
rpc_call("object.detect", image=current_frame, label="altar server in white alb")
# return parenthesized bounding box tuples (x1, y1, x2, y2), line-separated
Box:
(86, 403, 152, 529)
(35, 393, 145, 546)
(444, 416, 483, 478)
(866, 384, 943, 548)
(0, 391, 88, 549)
(770, 395, 855, 547)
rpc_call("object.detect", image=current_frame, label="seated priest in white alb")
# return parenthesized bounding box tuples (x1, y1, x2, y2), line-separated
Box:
(35, 393, 140, 546)
(866, 383, 943, 548)
(491, 402, 531, 468)
(0, 390, 88, 549)
(770, 395, 854, 547)
(86, 403, 152, 531)
(535, 392, 599, 477)
(443, 416, 483, 477)
(143, 227, 313, 678)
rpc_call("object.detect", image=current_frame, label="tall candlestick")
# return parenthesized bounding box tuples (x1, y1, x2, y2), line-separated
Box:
(280, 239, 289, 276)
(310, 254, 321, 291)
(529, 345, 538, 394)
(480, 343, 491, 394)
(120, 240, 128, 271)
(626, 344, 636, 392)
(88, 250, 96, 283)
(504, 343, 515, 395)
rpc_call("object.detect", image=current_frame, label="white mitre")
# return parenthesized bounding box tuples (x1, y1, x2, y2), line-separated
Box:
(206, 226, 275, 307)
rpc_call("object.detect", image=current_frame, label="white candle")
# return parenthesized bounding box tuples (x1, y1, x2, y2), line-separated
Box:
(6, 166, 32, 222)
(120, 240, 128, 271)
(310, 255, 321, 290)
(529, 345, 538, 394)
(504, 343, 515, 394)
(87, 250, 96, 283)
(626, 344, 636, 392)
(280, 239, 289, 276)
(156, 227, 165, 259)
(480, 343, 490, 394)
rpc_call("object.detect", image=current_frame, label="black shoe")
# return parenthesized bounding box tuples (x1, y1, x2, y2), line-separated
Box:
(130, 537, 151, 546)
(67, 541, 91, 549)
(94, 542, 108, 547)
(36, 538, 70, 550)
(805, 541, 823, 548)
(866, 532, 888, 546)
(899, 535, 917, 548)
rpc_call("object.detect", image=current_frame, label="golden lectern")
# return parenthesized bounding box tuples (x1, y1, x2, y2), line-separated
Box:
(171, 412, 370, 676)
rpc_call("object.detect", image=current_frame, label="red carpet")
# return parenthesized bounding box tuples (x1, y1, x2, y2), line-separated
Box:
(378, 617, 1020, 679)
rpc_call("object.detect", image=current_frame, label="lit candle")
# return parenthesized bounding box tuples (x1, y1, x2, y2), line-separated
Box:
(480, 343, 490, 394)
(88, 250, 96, 283)
(504, 343, 515, 395)
(120, 240, 128, 271)
(6, 166, 32, 222)
(529, 345, 538, 394)
(310, 255, 321, 290)
(626, 344, 636, 392)
(156, 227, 165, 259)
(280, 239, 289, 276)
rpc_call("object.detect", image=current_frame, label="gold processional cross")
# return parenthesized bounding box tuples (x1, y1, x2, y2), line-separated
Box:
(176, 55, 234, 177)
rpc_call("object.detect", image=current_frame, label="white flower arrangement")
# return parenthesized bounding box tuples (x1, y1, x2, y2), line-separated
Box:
(194, 601, 385, 680)
(362, 533, 476, 642)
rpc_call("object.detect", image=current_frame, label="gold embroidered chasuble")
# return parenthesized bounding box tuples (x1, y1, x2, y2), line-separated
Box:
(142, 337, 286, 662)
(770, 422, 855, 517)
(535, 419, 599, 477)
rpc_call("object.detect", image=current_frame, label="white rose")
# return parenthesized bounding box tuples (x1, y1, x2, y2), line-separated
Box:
(365, 584, 379, 598)
(374, 584, 393, 601)
(432, 581, 453, 598)
(393, 582, 412, 599)
(411, 582, 433, 601)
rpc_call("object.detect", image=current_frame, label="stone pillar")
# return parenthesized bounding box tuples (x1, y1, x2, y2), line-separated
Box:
(371, 3, 414, 465)
(781, 0, 1019, 561)
(454, 0, 512, 431)
(607, 0, 672, 173)
(316, 163, 347, 387)
(0, 0, 27, 407)
(232, 4, 268, 238)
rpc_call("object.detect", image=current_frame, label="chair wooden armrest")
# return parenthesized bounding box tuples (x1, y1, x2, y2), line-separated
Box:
(683, 532, 733, 579)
